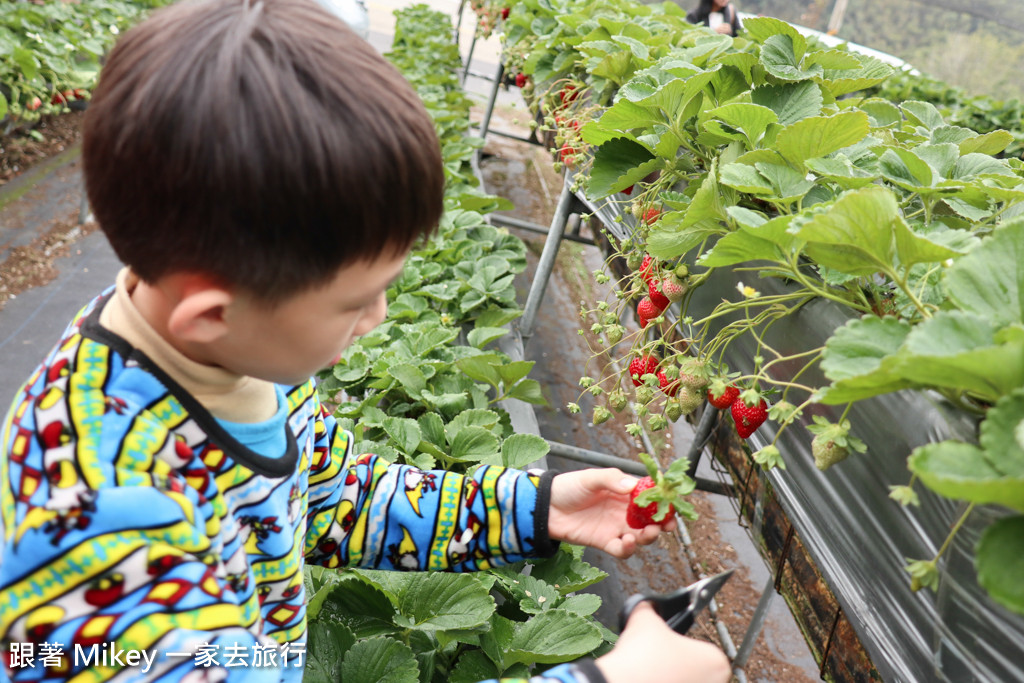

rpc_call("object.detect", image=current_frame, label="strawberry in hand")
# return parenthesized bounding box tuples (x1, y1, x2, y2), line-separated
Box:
(626, 453, 697, 529)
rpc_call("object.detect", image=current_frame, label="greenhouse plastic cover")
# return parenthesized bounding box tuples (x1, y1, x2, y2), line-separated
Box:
(682, 264, 1024, 682)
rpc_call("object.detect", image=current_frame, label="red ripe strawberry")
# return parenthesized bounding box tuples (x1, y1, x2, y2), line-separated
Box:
(731, 397, 768, 438)
(637, 296, 664, 322)
(515, 73, 527, 88)
(559, 85, 579, 104)
(639, 314, 650, 329)
(628, 355, 659, 387)
(27, 96, 42, 111)
(707, 385, 740, 410)
(73, 89, 87, 99)
(638, 254, 657, 284)
(623, 184, 634, 195)
(626, 476, 675, 529)
(648, 280, 670, 310)
(657, 370, 679, 397)
(500, 6, 510, 18)
(642, 208, 661, 225)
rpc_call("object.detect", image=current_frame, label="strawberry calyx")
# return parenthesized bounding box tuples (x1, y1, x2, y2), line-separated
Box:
(627, 453, 698, 528)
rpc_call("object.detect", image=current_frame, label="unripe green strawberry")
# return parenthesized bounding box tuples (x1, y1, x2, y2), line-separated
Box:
(608, 390, 628, 412)
(665, 400, 683, 422)
(807, 417, 865, 470)
(811, 436, 849, 470)
(605, 325, 624, 345)
(674, 264, 690, 279)
(677, 386, 704, 415)
(626, 251, 642, 270)
(659, 274, 688, 303)
(631, 201, 643, 220)
(635, 386, 654, 405)
(648, 414, 668, 431)
(593, 405, 612, 425)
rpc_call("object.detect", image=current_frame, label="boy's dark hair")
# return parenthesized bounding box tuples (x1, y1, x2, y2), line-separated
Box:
(83, 0, 444, 302)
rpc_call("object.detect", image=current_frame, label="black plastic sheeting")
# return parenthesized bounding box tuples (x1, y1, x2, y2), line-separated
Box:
(685, 262, 1024, 682)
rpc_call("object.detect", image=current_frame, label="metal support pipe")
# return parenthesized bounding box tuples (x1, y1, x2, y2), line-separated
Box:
(476, 62, 504, 138)
(490, 213, 596, 246)
(685, 405, 721, 479)
(460, 32, 479, 86)
(732, 576, 777, 669)
(520, 179, 573, 339)
(545, 441, 735, 497)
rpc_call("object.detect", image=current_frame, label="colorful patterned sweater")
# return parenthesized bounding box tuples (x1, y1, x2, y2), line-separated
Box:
(0, 292, 607, 683)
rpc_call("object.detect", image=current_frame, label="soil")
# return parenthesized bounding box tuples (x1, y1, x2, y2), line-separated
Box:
(478, 105, 817, 683)
(0, 112, 91, 312)
(1, 112, 85, 187)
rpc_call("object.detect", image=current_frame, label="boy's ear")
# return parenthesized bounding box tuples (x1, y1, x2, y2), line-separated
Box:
(165, 277, 236, 345)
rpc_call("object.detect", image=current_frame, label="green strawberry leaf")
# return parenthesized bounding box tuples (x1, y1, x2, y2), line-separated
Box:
(499, 433, 550, 469)
(901, 100, 945, 131)
(944, 217, 1024, 327)
(340, 636, 420, 683)
(383, 416, 422, 455)
(306, 616, 356, 682)
(750, 80, 823, 126)
(795, 186, 961, 277)
(707, 103, 779, 148)
(760, 33, 821, 82)
(503, 610, 604, 666)
(960, 130, 1014, 156)
(976, 515, 1024, 615)
(818, 315, 915, 404)
(978, 389, 1024, 476)
(393, 573, 495, 632)
(467, 327, 508, 349)
(895, 311, 1024, 401)
(774, 112, 870, 169)
(587, 136, 661, 199)
(908, 441, 1024, 512)
(699, 214, 800, 267)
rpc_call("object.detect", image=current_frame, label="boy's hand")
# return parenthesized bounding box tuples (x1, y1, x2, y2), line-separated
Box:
(548, 468, 675, 558)
(595, 602, 731, 683)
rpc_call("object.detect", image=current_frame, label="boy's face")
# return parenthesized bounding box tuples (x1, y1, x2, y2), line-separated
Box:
(216, 250, 407, 385)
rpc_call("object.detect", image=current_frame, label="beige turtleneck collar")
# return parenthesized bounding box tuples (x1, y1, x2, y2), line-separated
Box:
(99, 268, 279, 423)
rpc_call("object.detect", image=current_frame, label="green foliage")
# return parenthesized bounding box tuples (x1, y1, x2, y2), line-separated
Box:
(496, 0, 1024, 615)
(0, 0, 170, 125)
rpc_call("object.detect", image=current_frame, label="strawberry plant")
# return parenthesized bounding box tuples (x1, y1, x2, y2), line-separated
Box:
(491, 0, 1024, 619)
(0, 1, 170, 129)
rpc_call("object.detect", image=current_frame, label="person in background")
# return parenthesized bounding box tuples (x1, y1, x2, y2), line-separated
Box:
(687, 0, 742, 36)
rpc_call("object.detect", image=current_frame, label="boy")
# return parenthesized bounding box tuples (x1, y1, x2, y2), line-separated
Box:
(0, 1, 730, 682)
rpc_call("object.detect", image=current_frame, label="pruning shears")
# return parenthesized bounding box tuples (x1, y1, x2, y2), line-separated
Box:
(618, 569, 734, 635)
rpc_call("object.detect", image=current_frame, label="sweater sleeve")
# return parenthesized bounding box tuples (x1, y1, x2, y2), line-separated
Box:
(1, 389, 285, 682)
(481, 660, 608, 683)
(303, 407, 559, 571)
